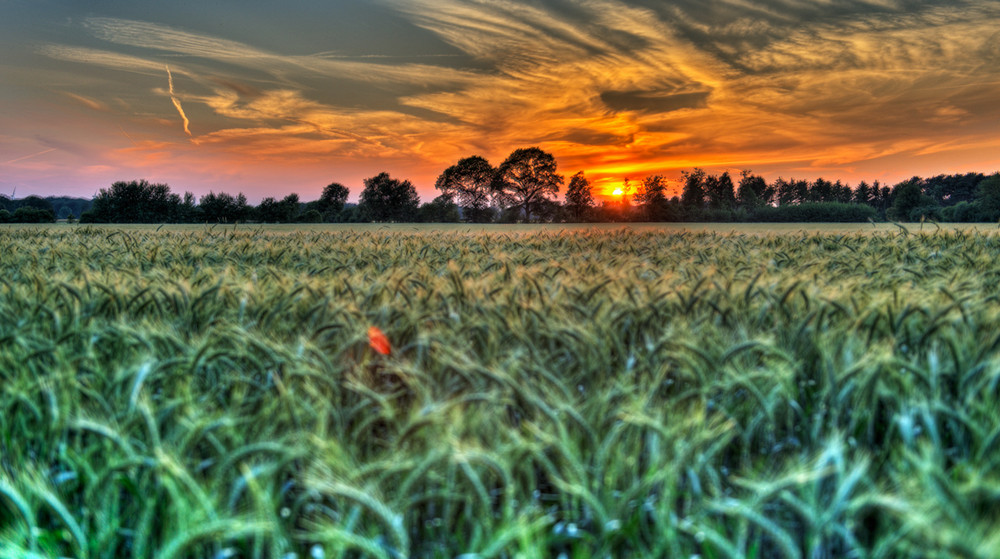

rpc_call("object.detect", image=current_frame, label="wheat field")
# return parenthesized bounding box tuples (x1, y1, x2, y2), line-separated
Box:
(1, 224, 999, 558)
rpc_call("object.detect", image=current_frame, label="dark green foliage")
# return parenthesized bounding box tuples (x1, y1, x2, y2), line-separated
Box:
(532, 197, 564, 222)
(680, 168, 707, 209)
(199, 191, 250, 223)
(14, 166, 999, 226)
(563, 171, 596, 222)
(974, 173, 1000, 221)
(0, 195, 57, 222)
(332, 204, 365, 222)
(705, 171, 736, 209)
(808, 177, 834, 202)
(11, 206, 56, 223)
(736, 170, 772, 208)
(0, 195, 85, 220)
(297, 208, 323, 223)
(254, 197, 282, 223)
(358, 172, 420, 222)
(493, 147, 564, 222)
(774, 177, 810, 206)
(888, 178, 938, 221)
(417, 193, 460, 222)
(924, 172, 985, 206)
(750, 201, 877, 222)
(314, 182, 349, 221)
(435, 156, 495, 222)
(635, 175, 675, 221)
(15, 195, 53, 213)
(255, 193, 300, 223)
(46, 196, 92, 219)
(82, 179, 182, 223)
(853, 180, 874, 206)
(939, 201, 986, 222)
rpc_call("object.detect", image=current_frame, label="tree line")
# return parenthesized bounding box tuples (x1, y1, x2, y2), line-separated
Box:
(3, 147, 999, 224)
(0, 195, 90, 223)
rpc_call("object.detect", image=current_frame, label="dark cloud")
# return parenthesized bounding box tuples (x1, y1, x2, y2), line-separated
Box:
(600, 90, 710, 114)
(553, 128, 635, 146)
(209, 78, 263, 99)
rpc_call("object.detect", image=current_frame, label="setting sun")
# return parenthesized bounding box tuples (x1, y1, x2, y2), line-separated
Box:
(612, 188, 624, 196)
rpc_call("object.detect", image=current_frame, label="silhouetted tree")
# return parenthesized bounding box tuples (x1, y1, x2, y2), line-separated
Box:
(774, 178, 809, 206)
(635, 175, 672, 221)
(82, 179, 181, 223)
(832, 180, 853, 203)
(493, 147, 564, 222)
(358, 172, 420, 222)
(872, 182, 892, 217)
(255, 197, 281, 223)
(975, 173, 1000, 221)
(736, 171, 771, 209)
(177, 192, 201, 222)
(680, 168, 707, 211)
(298, 209, 323, 223)
(12, 206, 55, 223)
(705, 172, 736, 210)
(418, 194, 461, 222)
(535, 198, 565, 223)
(808, 178, 834, 202)
(18, 195, 54, 213)
(926, 173, 985, 206)
(853, 181, 873, 206)
(279, 193, 300, 222)
(563, 171, 595, 222)
(44, 197, 90, 219)
(435, 156, 496, 223)
(888, 177, 936, 221)
(317, 182, 349, 219)
(200, 191, 249, 223)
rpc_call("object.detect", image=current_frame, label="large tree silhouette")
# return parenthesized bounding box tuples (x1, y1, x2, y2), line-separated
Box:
(318, 183, 349, 216)
(84, 179, 180, 223)
(359, 172, 420, 222)
(435, 156, 495, 223)
(493, 147, 564, 222)
(680, 168, 707, 210)
(564, 171, 595, 222)
(635, 175, 671, 221)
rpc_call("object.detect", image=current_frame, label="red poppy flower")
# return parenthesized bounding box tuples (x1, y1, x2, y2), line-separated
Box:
(368, 326, 391, 355)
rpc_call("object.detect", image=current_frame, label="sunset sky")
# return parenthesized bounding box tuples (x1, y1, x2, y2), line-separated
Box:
(3, 0, 1000, 203)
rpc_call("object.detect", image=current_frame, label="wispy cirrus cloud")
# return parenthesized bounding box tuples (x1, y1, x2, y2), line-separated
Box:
(38, 44, 174, 76)
(78, 16, 480, 89)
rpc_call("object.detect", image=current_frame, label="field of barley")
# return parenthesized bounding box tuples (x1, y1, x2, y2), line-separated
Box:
(2, 224, 1000, 558)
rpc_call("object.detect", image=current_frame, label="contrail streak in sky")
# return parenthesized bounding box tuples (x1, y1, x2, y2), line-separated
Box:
(3, 148, 56, 165)
(165, 65, 191, 136)
(118, 125, 137, 145)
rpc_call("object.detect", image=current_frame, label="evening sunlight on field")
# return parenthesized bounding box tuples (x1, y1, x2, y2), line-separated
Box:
(3, 224, 1000, 556)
